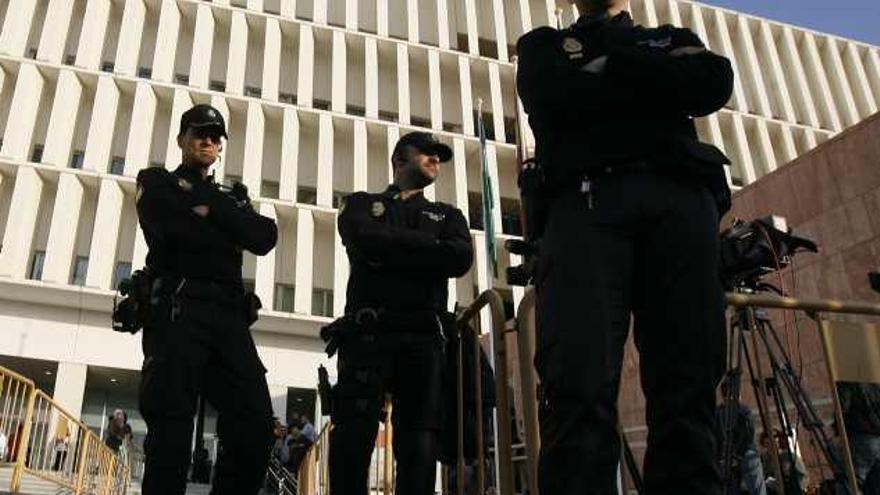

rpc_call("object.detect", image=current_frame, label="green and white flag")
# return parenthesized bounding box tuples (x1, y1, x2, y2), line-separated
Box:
(477, 99, 497, 286)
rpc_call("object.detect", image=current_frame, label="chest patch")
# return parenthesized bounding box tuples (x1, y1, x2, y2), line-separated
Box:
(422, 210, 445, 222)
(561, 37, 585, 59)
(371, 201, 386, 217)
(639, 36, 672, 49)
(177, 178, 193, 192)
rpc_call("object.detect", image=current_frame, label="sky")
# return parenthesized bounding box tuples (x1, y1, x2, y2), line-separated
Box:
(699, 0, 880, 46)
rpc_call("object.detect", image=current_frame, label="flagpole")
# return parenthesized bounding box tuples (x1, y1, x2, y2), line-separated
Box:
(476, 98, 504, 495)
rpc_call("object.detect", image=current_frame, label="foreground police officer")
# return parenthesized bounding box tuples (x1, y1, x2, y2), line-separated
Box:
(136, 104, 278, 494)
(517, 0, 735, 493)
(329, 132, 474, 495)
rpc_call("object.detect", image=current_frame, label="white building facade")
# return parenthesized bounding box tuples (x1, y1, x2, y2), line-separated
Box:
(0, 0, 878, 446)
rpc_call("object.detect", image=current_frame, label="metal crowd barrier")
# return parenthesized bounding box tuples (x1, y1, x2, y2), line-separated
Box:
(0, 365, 130, 494)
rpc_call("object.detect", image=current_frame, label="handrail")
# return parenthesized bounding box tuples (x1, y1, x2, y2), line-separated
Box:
(0, 364, 130, 494)
(726, 292, 880, 315)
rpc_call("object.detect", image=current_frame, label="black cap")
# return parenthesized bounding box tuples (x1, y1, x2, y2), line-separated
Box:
(179, 104, 228, 139)
(393, 132, 453, 163)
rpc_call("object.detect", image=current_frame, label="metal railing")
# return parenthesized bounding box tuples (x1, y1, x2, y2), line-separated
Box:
(0, 365, 130, 494)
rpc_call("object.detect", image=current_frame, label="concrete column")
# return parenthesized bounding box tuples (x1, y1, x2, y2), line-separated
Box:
(824, 38, 860, 126)
(516, 0, 533, 34)
(510, 251, 524, 312)
(713, 10, 748, 112)
(705, 113, 732, 185)
(666, 0, 682, 24)
(736, 16, 772, 118)
(845, 43, 878, 116)
(492, 0, 509, 61)
(353, 120, 368, 191)
(75, 0, 112, 70)
(281, 0, 296, 18)
(255, 202, 277, 309)
(333, 226, 348, 317)
(37, 0, 77, 63)
(365, 38, 379, 119)
(754, 119, 777, 175)
(132, 227, 149, 272)
(42, 174, 85, 284)
(316, 115, 334, 207)
(190, 4, 216, 90)
(781, 27, 820, 128)
(0, 0, 38, 57)
(269, 385, 288, 424)
(779, 125, 799, 163)
(803, 128, 818, 149)
(226, 12, 249, 96)
(759, 21, 797, 122)
(689, 5, 710, 49)
(731, 114, 757, 185)
(242, 102, 266, 195)
(294, 208, 315, 314)
(0, 64, 45, 162)
(437, 0, 451, 49)
(115, 0, 147, 76)
(643, 0, 659, 26)
(447, 278, 458, 313)
(332, 31, 347, 113)
(297, 25, 315, 108)
(346, 0, 358, 30)
(407, 0, 419, 42)
(463, 0, 479, 56)
(452, 139, 469, 214)
(866, 50, 880, 104)
(489, 63, 506, 143)
(0, 168, 44, 279)
(314, 0, 328, 25)
(397, 45, 411, 125)
(165, 90, 194, 169)
(83, 76, 120, 173)
(124, 82, 158, 175)
(152, 0, 181, 82)
(386, 126, 399, 182)
(279, 108, 300, 202)
(458, 57, 474, 136)
(209, 95, 230, 181)
(85, 179, 124, 289)
(429, 51, 443, 131)
(377, 0, 389, 37)
(803, 34, 842, 131)
(52, 363, 88, 421)
(263, 18, 282, 102)
(42, 71, 83, 168)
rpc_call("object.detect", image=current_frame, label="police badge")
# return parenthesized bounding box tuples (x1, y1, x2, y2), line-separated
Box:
(177, 178, 193, 192)
(371, 201, 385, 217)
(562, 36, 585, 60)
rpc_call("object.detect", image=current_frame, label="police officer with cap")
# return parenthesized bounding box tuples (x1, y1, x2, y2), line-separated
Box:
(329, 131, 473, 494)
(136, 104, 278, 494)
(517, 0, 734, 493)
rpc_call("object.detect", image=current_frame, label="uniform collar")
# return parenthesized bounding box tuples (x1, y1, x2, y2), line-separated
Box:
(383, 185, 426, 203)
(576, 10, 633, 29)
(174, 163, 209, 184)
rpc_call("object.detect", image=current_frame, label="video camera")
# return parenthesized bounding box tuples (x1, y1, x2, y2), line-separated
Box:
(720, 215, 818, 290)
(111, 269, 154, 334)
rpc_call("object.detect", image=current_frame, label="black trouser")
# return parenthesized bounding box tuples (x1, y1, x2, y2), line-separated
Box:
(139, 288, 274, 495)
(535, 171, 726, 494)
(329, 322, 445, 495)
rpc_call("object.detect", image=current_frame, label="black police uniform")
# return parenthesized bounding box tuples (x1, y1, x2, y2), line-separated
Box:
(136, 162, 278, 495)
(517, 11, 735, 494)
(329, 186, 473, 495)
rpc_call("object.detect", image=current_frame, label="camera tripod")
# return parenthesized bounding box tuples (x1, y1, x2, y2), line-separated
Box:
(720, 286, 854, 495)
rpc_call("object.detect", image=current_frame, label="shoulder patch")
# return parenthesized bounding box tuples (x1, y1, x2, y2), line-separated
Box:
(561, 36, 585, 59)
(371, 201, 385, 218)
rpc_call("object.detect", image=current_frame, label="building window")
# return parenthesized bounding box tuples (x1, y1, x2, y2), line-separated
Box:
(30, 144, 44, 163)
(312, 289, 334, 317)
(113, 262, 132, 290)
(411, 116, 431, 129)
(27, 48, 37, 59)
(297, 187, 317, 206)
(468, 192, 484, 230)
(175, 73, 189, 85)
(137, 67, 152, 78)
(261, 180, 280, 200)
(100, 61, 115, 72)
(313, 99, 331, 111)
(29, 251, 46, 280)
(274, 284, 295, 313)
(500, 198, 522, 236)
(209, 80, 226, 92)
(279, 93, 296, 105)
(378, 110, 398, 123)
(346, 105, 366, 117)
(244, 86, 262, 98)
(70, 150, 84, 169)
(332, 191, 347, 209)
(71, 256, 89, 286)
(64, 54, 76, 65)
(109, 156, 125, 175)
